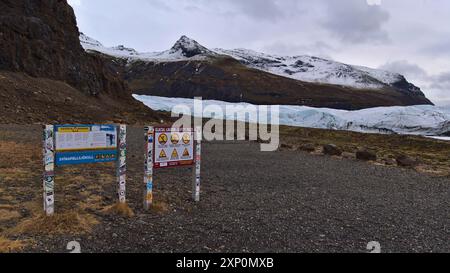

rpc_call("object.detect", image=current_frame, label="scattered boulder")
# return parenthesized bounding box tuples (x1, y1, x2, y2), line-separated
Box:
(323, 144, 342, 156)
(356, 149, 377, 161)
(280, 143, 294, 150)
(383, 158, 397, 166)
(396, 155, 419, 167)
(298, 143, 316, 153)
(342, 152, 355, 159)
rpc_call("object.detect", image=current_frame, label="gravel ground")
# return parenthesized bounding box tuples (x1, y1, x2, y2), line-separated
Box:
(1, 125, 449, 253)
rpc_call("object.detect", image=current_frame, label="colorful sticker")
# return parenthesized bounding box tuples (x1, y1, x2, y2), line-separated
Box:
(144, 126, 155, 209)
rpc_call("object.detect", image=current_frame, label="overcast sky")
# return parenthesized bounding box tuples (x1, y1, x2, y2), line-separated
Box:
(68, 0, 450, 106)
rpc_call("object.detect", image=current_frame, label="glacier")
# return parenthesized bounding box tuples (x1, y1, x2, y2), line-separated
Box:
(133, 95, 450, 138)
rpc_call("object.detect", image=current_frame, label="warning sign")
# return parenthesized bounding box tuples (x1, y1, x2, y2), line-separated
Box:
(159, 149, 167, 160)
(158, 134, 168, 145)
(171, 133, 180, 145)
(154, 128, 194, 169)
(171, 149, 179, 160)
(182, 133, 191, 145)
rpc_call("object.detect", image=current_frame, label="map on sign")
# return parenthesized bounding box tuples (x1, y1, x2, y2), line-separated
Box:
(54, 125, 118, 166)
(154, 127, 194, 169)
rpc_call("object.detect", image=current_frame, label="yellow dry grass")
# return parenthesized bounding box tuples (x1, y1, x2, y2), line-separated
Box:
(0, 168, 33, 182)
(0, 209, 21, 221)
(102, 202, 135, 218)
(0, 236, 28, 253)
(6, 211, 99, 236)
(151, 201, 170, 214)
(0, 142, 39, 168)
(78, 194, 105, 211)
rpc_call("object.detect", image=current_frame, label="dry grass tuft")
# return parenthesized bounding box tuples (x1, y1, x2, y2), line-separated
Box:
(151, 201, 170, 214)
(0, 209, 21, 221)
(0, 168, 33, 182)
(0, 236, 28, 253)
(78, 195, 105, 211)
(6, 211, 99, 236)
(102, 203, 135, 218)
(0, 142, 40, 169)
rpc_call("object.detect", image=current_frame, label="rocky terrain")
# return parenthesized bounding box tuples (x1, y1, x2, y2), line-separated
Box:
(0, 0, 160, 124)
(81, 34, 433, 110)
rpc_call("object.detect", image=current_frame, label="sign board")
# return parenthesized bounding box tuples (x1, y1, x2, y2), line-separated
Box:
(43, 124, 127, 216)
(144, 126, 202, 210)
(154, 127, 194, 169)
(54, 125, 118, 166)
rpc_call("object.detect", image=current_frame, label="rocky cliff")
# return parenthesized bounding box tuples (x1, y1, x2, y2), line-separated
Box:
(0, 0, 159, 123)
(1, 0, 109, 95)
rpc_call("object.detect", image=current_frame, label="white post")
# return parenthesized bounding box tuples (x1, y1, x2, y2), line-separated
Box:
(117, 125, 127, 203)
(43, 125, 55, 216)
(193, 127, 202, 202)
(144, 126, 155, 210)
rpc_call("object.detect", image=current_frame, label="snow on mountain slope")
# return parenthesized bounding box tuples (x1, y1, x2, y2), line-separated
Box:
(133, 95, 450, 137)
(80, 33, 212, 62)
(213, 48, 423, 93)
(80, 33, 426, 96)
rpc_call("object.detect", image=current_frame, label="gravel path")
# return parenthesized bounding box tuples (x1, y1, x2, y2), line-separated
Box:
(2, 126, 448, 253)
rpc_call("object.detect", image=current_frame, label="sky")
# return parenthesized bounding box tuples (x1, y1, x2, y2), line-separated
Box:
(68, 0, 450, 106)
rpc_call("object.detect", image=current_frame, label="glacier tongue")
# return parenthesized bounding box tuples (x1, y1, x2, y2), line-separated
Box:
(133, 95, 450, 137)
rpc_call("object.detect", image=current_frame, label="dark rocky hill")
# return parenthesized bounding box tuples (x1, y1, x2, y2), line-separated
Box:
(0, 0, 159, 124)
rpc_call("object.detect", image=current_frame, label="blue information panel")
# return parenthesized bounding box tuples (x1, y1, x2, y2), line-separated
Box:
(53, 124, 118, 166)
(55, 150, 118, 166)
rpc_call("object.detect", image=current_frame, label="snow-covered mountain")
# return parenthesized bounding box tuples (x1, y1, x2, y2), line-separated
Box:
(214, 48, 423, 94)
(80, 33, 213, 62)
(134, 95, 450, 137)
(80, 33, 425, 95)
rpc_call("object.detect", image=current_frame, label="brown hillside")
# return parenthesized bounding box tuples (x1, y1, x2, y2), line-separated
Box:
(127, 56, 433, 110)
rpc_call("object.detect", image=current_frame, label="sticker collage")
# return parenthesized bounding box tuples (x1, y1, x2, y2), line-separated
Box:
(42, 125, 201, 216)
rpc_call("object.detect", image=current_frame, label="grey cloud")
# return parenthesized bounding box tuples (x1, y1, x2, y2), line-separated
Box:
(420, 40, 450, 57)
(430, 72, 450, 92)
(321, 0, 390, 43)
(226, 0, 285, 21)
(378, 60, 450, 105)
(379, 60, 428, 79)
(263, 41, 335, 58)
(69, 0, 450, 104)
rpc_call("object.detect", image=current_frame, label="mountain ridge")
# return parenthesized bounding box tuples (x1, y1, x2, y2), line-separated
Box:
(80, 34, 433, 110)
(80, 34, 429, 99)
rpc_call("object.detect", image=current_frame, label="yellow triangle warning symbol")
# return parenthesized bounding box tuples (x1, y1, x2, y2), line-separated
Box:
(183, 148, 190, 157)
(171, 149, 179, 160)
(159, 149, 167, 159)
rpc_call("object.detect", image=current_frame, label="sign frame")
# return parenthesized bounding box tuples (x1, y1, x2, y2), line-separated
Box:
(42, 124, 127, 216)
(143, 126, 202, 210)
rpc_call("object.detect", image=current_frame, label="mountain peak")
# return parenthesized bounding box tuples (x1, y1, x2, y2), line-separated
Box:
(170, 35, 213, 58)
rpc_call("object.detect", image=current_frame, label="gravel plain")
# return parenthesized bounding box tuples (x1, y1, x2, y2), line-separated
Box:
(1, 125, 448, 253)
